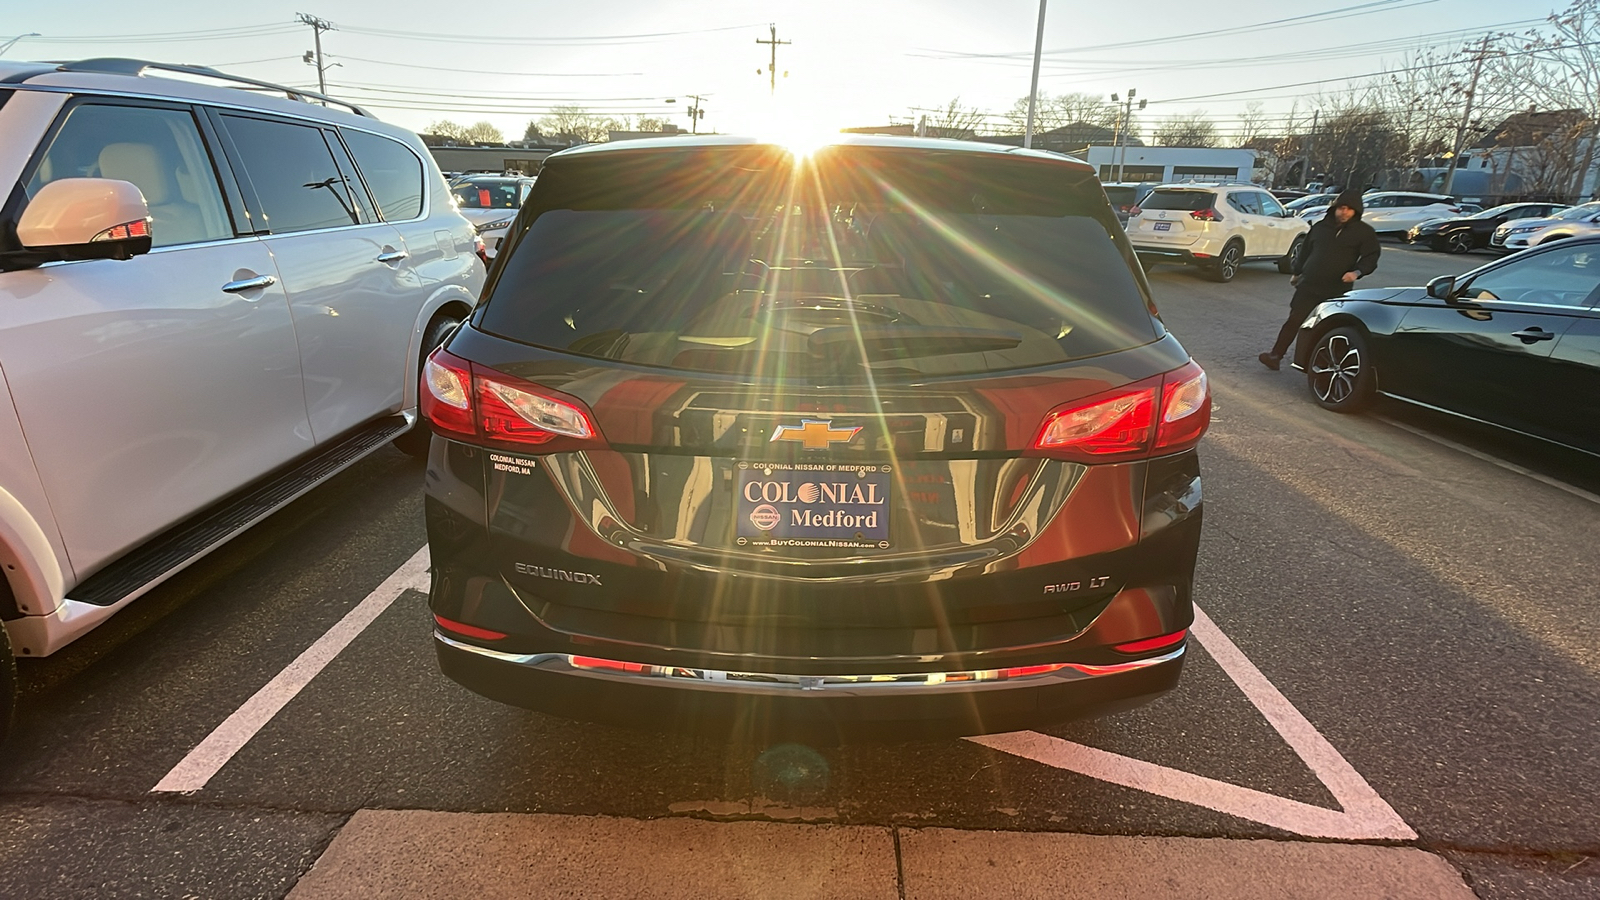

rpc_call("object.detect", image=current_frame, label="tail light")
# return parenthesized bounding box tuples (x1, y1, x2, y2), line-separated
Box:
(1030, 360, 1210, 463)
(474, 235, 491, 266)
(421, 347, 606, 452)
(1128, 205, 1141, 216)
(1189, 208, 1222, 222)
(1114, 628, 1188, 654)
(1445, 206, 1461, 213)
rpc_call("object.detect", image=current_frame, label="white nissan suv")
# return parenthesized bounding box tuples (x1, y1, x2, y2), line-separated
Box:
(0, 60, 486, 740)
(1126, 183, 1309, 282)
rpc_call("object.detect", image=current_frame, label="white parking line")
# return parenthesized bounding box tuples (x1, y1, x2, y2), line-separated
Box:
(970, 603, 1416, 841)
(1376, 415, 1600, 507)
(151, 546, 430, 794)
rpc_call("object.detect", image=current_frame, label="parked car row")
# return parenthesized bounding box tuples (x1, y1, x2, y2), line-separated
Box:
(448, 173, 535, 258)
(1404, 203, 1570, 253)
(1489, 201, 1600, 253)
(0, 60, 485, 740)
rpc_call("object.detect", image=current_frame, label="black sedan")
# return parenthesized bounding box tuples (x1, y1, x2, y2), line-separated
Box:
(1405, 202, 1567, 253)
(1291, 237, 1600, 456)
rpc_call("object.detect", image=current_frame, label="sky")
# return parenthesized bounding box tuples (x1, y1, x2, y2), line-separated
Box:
(0, 0, 1564, 142)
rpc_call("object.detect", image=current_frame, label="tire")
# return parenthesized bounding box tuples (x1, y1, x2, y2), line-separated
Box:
(1277, 235, 1304, 274)
(1444, 231, 1474, 254)
(1206, 240, 1244, 283)
(393, 312, 465, 458)
(1, 621, 15, 748)
(1306, 326, 1376, 412)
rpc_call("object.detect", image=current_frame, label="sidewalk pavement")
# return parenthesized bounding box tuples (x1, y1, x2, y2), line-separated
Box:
(288, 810, 1477, 899)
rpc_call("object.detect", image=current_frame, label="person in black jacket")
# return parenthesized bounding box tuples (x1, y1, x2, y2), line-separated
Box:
(1258, 189, 1381, 370)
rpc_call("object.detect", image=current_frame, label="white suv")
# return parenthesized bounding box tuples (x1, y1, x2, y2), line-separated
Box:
(1126, 183, 1309, 282)
(0, 60, 486, 739)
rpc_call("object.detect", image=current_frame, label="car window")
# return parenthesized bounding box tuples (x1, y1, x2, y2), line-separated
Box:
(453, 181, 522, 209)
(1463, 245, 1600, 307)
(1257, 193, 1286, 217)
(1365, 196, 1392, 209)
(1226, 192, 1261, 216)
(26, 103, 234, 249)
(1553, 203, 1600, 221)
(342, 129, 424, 221)
(1141, 190, 1214, 212)
(221, 115, 365, 233)
(480, 145, 1159, 380)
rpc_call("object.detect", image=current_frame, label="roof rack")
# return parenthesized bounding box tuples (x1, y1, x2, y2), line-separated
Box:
(52, 59, 373, 118)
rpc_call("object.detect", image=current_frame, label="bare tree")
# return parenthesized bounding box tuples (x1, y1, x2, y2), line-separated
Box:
(536, 105, 621, 144)
(1154, 111, 1220, 148)
(923, 97, 987, 136)
(462, 121, 504, 144)
(1004, 91, 1115, 134)
(427, 119, 470, 141)
(1237, 102, 1270, 146)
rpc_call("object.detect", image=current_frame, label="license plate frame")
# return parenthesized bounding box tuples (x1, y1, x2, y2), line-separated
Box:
(735, 461, 892, 550)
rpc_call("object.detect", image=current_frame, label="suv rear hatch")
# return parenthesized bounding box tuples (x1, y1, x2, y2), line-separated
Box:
(429, 143, 1203, 662)
(1128, 188, 1216, 246)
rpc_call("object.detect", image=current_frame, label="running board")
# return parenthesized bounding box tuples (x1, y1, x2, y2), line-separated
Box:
(68, 415, 412, 607)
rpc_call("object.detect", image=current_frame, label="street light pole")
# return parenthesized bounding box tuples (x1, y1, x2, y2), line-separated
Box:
(0, 33, 40, 57)
(1023, 0, 1047, 150)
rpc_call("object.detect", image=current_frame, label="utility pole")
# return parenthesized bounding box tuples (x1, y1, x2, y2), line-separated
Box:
(1023, 0, 1047, 149)
(686, 94, 707, 134)
(756, 24, 790, 95)
(1307, 109, 1318, 186)
(297, 13, 336, 96)
(1111, 89, 1143, 182)
(1442, 36, 1500, 197)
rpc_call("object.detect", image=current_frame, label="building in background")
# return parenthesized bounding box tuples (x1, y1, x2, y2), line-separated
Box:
(1082, 146, 1257, 185)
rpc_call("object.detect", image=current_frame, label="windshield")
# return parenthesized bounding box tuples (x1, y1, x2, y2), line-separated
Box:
(1141, 190, 1214, 212)
(479, 145, 1158, 380)
(452, 180, 523, 209)
(1470, 204, 1522, 220)
(1283, 194, 1333, 211)
(1553, 202, 1600, 221)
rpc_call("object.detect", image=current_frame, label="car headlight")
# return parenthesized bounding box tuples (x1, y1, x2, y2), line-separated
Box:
(1508, 225, 1540, 234)
(475, 217, 515, 233)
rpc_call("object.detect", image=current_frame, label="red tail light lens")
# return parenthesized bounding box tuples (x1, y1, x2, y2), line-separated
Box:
(1189, 208, 1222, 221)
(1114, 628, 1188, 654)
(1154, 360, 1211, 453)
(434, 614, 506, 641)
(474, 235, 490, 266)
(1128, 205, 1141, 216)
(1031, 361, 1210, 463)
(421, 347, 605, 451)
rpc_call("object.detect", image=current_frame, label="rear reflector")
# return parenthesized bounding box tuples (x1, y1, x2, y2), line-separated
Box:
(434, 614, 507, 641)
(1114, 628, 1188, 654)
(1031, 360, 1210, 462)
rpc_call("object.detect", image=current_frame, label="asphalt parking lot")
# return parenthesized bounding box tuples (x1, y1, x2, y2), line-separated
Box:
(3, 241, 1597, 899)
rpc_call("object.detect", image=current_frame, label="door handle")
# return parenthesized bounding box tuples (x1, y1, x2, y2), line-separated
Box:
(376, 250, 408, 264)
(221, 274, 277, 294)
(1511, 328, 1556, 343)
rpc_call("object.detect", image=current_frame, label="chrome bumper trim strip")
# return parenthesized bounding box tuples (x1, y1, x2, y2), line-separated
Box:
(435, 632, 1185, 692)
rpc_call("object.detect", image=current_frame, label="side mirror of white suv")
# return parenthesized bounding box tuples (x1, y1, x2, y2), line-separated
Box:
(6, 178, 153, 268)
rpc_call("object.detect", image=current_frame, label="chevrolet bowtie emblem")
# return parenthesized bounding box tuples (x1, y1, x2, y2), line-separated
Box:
(770, 419, 862, 450)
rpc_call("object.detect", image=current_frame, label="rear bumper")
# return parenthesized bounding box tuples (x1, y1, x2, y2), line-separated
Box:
(436, 632, 1185, 742)
(1129, 243, 1216, 265)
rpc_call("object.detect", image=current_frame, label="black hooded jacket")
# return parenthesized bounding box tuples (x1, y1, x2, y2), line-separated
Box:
(1291, 189, 1381, 296)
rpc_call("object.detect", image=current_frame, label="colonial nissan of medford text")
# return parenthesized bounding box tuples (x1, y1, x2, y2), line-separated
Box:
(420, 136, 1211, 742)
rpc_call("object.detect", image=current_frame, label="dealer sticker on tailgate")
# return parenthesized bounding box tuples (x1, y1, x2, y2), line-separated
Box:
(736, 461, 891, 549)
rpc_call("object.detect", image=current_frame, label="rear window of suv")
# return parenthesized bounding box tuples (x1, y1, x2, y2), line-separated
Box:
(477, 145, 1159, 380)
(1139, 190, 1215, 212)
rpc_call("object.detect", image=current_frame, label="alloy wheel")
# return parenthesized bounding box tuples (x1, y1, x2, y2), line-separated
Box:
(1220, 245, 1241, 280)
(1310, 333, 1362, 404)
(1446, 232, 1473, 254)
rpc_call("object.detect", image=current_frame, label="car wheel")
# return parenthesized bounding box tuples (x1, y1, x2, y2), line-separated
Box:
(1277, 235, 1303, 274)
(1, 619, 15, 747)
(393, 312, 466, 458)
(1444, 231, 1474, 254)
(1207, 241, 1243, 283)
(1307, 326, 1376, 412)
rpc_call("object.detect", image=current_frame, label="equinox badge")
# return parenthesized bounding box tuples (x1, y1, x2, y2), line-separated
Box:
(770, 419, 862, 450)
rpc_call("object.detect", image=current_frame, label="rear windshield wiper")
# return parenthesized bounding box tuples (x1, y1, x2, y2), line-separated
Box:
(807, 325, 1022, 360)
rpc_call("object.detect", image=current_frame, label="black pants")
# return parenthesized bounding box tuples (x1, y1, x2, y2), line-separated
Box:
(1270, 285, 1341, 359)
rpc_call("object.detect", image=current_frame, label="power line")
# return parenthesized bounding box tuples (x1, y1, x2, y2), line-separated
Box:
(338, 22, 762, 46)
(331, 56, 644, 77)
(921, 0, 1442, 60)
